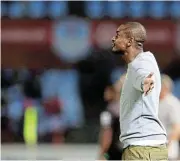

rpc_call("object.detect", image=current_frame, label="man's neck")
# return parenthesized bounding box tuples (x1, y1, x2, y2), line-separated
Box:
(123, 49, 143, 64)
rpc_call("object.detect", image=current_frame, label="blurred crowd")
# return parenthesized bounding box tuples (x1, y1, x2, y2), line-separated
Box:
(1, 68, 84, 143)
(1, 64, 122, 143)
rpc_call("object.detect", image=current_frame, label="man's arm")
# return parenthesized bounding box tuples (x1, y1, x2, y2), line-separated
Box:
(98, 111, 113, 160)
(132, 61, 154, 95)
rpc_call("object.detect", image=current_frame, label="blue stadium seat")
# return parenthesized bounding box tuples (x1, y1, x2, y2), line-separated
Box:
(28, 1, 46, 19)
(173, 79, 180, 99)
(48, 1, 68, 19)
(84, 1, 105, 19)
(107, 1, 126, 18)
(40, 69, 60, 99)
(148, 1, 167, 19)
(170, 2, 180, 19)
(9, 2, 24, 18)
(129, 1, 146, 18)
(1, 2, 8, 17)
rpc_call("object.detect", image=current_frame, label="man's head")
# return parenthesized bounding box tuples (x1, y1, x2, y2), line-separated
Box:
(160, 74, 174, 100)
(112, 22, 147, 55)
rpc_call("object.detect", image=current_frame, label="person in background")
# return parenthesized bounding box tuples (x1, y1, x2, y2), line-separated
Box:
(159, 74, 180, 160)
(98, 74, 126, 160)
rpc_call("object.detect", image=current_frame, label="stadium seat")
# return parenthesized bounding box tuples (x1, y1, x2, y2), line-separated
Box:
(170, 2, 180, 19)
(57, 70, 84, 128)
(48, 1, 68, 19)
(84, 1, 105, 19)
(107, 1, 126, 18)
(40, 69, 60, 99)
(9, 2, 24, 18)
(28, 1, 46, 19)
(129, 1, 146, 18)
(148, 1, 167, 19)
(173, 79, 180, 99)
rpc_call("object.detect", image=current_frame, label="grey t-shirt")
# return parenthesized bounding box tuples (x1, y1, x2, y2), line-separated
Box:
(120, 51, 167, 148)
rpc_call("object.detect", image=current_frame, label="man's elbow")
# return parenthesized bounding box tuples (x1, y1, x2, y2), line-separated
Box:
(170, 124, 180, 140)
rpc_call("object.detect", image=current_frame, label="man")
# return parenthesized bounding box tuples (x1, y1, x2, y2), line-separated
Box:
(159, 74, 180, 160)
(98, 74, 126, 160)
(111, 22, 168, 160)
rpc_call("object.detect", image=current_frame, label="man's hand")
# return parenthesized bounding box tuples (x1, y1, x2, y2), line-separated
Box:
(142, 72, 154, 96)
(98, 154, 107, 160)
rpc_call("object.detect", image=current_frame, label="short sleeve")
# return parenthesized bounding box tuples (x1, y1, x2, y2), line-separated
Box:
(100, 111, 112, 127)
(131, 60, 153, 91)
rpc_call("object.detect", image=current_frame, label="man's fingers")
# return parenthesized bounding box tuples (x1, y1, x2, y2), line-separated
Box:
(150, 83, 154, 89)
(144, 84, 154, 96)
(144, 74, 154, 85)
(150, 84, 154, 89)
(143, 74, 154, 96)
(147, 72, 154, 78)
(145, 89, 152, 96)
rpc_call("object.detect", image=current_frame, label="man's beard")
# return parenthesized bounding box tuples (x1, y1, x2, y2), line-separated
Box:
(112, 50, 125, 56)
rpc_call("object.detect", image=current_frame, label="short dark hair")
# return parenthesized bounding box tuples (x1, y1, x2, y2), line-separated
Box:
(120, 22, 147, 46)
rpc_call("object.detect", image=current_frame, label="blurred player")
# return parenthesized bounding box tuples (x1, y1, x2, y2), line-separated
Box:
(111, 22, 168, 160)
(98, 74, 126, 160)
(159, 74, 180, 160)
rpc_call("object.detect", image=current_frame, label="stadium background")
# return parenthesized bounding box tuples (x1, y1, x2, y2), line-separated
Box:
(1, 1, 180, 160)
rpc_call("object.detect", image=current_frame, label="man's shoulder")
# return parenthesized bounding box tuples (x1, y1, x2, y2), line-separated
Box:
(137, 51, 155, 62)
(167, 94, 180, 108)
(131, 51, 156, 69)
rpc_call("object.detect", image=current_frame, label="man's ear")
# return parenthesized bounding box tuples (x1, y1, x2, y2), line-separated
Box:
(127, 42, 131, 47)
(127, 37, 133, 47)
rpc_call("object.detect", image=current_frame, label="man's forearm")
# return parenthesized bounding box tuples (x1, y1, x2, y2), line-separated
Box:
(99, 128, 112, 155)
